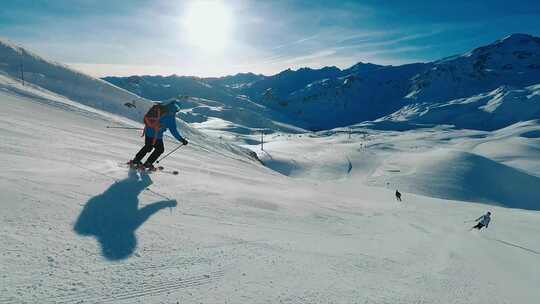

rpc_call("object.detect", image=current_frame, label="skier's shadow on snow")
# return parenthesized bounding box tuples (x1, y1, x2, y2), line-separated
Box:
(74, 170, 177, 261)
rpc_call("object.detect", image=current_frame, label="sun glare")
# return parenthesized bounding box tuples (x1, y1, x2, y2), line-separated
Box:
(183, 1, 232, 53)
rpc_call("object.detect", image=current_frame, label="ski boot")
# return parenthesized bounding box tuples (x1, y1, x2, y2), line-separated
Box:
(143, 162, 158, 172)
(127, 159, 142, 169)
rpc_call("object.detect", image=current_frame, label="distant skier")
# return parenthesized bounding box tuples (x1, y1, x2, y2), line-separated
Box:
(471, 211, 492, 230)
(129, 100, 188, 170)
(395, 190, 402, 202)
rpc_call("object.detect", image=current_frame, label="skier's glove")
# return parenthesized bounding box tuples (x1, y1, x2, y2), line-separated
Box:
(181, 138, 189, 145)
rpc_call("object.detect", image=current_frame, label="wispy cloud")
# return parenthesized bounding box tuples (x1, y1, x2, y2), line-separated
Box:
(251, 27, 440, 70)
(272, 34, 320, 50)
(337, 29, 400, 44)
(264, 49, 337, 66)
(336, 30, 444, 51)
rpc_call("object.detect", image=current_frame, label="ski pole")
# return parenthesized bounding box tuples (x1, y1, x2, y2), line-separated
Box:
(157, 144, 185, 164)
(106, 126, 143, 130)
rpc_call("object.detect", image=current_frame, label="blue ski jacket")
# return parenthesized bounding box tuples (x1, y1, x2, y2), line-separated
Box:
(145, 103, 185, 141)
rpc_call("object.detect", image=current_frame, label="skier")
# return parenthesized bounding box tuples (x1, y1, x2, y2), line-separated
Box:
(471, 211, 491, 230)
(395, 190, 402, 202)
(129, 100, 188, 170)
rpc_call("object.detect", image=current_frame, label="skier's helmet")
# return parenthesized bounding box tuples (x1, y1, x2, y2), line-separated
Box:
(487, 211, 491, 215)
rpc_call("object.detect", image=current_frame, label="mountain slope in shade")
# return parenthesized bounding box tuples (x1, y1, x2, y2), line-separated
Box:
(205, 72, 266, 89)
(279, 63, 429, 129)
(242, 66, 343, 100)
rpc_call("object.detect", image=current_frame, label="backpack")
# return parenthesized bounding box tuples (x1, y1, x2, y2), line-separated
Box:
(142, 104, 168, 144)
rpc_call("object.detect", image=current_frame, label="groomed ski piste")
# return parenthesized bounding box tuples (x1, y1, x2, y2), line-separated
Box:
(1, 40, 540, 304)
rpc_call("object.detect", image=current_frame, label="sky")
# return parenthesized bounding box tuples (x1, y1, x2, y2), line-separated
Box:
(1, 0, 540, 78)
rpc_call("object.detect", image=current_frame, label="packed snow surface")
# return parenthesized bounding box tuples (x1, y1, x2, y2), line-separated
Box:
(1, 71, 540, 304)
(2, 36, 540, 303)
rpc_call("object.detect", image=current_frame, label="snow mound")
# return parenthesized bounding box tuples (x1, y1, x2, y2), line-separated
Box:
(368, 149, 540, 210)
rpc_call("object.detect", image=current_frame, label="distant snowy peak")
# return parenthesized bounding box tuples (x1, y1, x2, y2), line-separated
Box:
(470, 33, 540, 57)
(343, 62, 385, 74)
(206, 72, 265, 89)
(408, 33, 540, 102)
(243, 66, 343, 101)
(450, 33, 540, 73)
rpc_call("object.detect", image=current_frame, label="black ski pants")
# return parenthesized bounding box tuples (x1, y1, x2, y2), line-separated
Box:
(134, 136, 164, 165)
(472, 223, 485, 230)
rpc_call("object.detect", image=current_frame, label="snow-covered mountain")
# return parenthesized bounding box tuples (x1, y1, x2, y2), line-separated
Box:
(243, 66, 343, 101)
(255, 33, 540, 130)
(277, 63, 429, 129)
(104, 33, 540, 132)
(373, 84, 540, 131)
(205, 72, 265, 89)
(102, 74, 238, 104)
(407, 34, 540, 103)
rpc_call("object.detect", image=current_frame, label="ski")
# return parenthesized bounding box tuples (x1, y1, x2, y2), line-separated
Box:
(155, 167, 180, 175)
(120, 162, 179, 175)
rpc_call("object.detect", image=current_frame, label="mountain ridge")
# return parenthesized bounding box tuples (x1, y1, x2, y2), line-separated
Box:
(101, 33, 540, 131)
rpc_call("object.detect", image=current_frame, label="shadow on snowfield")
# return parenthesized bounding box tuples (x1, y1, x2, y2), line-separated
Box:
(74, 170, 177, 260)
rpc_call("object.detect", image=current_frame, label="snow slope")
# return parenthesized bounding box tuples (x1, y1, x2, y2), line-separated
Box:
(0, 39, 147, 122)
(2, 71, 540, 303)
(175, 95, 306, 139)
(376, 84, 540, 131)
(0, 38, 258, 162)
(256, 120, 540, 211)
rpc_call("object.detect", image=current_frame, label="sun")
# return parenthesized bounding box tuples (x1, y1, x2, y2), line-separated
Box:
(183, 1, 233, 53)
